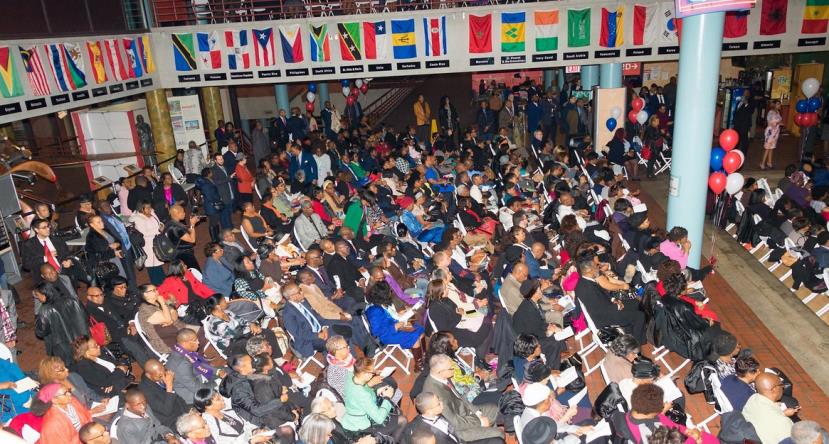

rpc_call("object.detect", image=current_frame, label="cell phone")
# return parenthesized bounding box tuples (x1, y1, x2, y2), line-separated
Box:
(465, 309, 478, 315)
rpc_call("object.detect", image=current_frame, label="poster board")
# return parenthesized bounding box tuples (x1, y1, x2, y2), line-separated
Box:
(71, 110, 143, 185)
(167, 95, 207, 155)
(593, 87, 627, 153)
(771, 68, 792, 104)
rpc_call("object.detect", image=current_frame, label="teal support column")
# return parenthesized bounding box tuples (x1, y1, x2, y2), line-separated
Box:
(543, 70, 554, 90)
(557, 69, 565, 90)
(275, 84, 290, 113)
(599, 63, 622, 89)
(581, 65, 599, 89)
(318, 82, 330, 105)
(666, 12, 725, 268)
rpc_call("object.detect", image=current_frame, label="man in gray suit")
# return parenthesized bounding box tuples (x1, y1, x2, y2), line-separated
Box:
(421, 354, 502, 442)
(165, 328, 219, 404)
(115, 387, 177, 444)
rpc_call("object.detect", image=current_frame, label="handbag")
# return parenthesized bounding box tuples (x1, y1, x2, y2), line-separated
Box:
(127, 226, 145, 248)
(94, 261, 119, 284)
(597, 325, 626, 344)
(664, 402, 687, 425)
(559, 354, 587, 392)
(88, 316, 111, 346)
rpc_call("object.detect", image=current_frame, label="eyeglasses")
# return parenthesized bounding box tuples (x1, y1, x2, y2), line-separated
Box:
(56, 389, 73, 397)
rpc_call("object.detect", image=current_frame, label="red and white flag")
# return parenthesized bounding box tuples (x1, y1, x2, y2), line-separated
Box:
(104, 39, 129, 80)
(18, 46, 50, 96)
(225, 30, 250, 70)
(252, 28, 276, 67)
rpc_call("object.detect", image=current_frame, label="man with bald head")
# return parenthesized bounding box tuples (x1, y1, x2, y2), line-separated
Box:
(164, 204, 202, 270)
(164, 328, 217, 404)
(743, 372, 798, 444)
(80, 422, 113, 444)
(500, 262, 529, 316)
(115, 387, 177, 444)
(281, 282, 353, 357)
(137, 358, 189, 429)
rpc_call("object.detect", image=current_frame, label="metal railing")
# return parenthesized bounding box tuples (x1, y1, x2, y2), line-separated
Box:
(364, 86, 416, 128)
(151, 0, 528, 26)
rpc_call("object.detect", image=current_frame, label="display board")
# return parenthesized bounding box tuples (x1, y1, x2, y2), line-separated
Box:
(71, 110, 143, 186)
(593, 87, 627, 152)
(167, 95, 207, 153)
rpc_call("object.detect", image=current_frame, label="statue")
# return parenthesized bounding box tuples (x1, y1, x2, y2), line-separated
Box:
(135, 115, 156, 167)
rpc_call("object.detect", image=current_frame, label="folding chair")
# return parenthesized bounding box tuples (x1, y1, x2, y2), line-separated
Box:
(695, 372, 734, 433)
(575, 301, 608, 375)
(427, 310, 476, 367)
(654, 152, 672, 176)
(598, 358, 612, 385)
(254, 182, 263, 201)
(201, 318, 228, 360)
(191, 0, 216, 23)
(361, 315, 413, 375)
(514, 416, 525, 444)
(133, 313, 169, 362)
(651, 345, 690, 379)
(285, 331, 324, 373)
(240, 227, 257, 252)
(725, 200, 745, 236)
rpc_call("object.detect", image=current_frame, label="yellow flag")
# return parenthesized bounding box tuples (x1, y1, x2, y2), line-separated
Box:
(86, 41, 107, 84)
(141, 35, 155, 73)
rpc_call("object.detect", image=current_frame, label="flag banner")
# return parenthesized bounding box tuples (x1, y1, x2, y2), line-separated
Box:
(567, 8, 591, 47)
(225, 30, 250, 70)
(653, 2, 679, 44)
(391, 19, 416, 59)
(46, 43, 87, 92)
(123, 38, 144, 77)
(501, 12, 526, 52)
(423, 16, 447, 56)
(197, 32, 222, 69)
(723, 10, 749, 38)
(0, 47, 24, 98)
(279, 24, 304, 63)
(600, 7, 624, 48)
(86, 41, 107, 84)
(338, 22, 362, 61)
(469, 14, 493, 53)
(19, 46, 50, 96)
(534, 10, 559, 52)
(139, 35, 154, 73)
(172, 33, 197, 71)
(309, 24, 331, 62)
(760, 0, 787, 35)
(363, 21, 389, 60)
(105, 39, 128, 80)
(253, 28, 277, 66)
(802, 0, 829, 34)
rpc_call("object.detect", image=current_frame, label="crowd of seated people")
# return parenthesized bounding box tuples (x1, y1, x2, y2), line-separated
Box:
(7, 90, 825, 444)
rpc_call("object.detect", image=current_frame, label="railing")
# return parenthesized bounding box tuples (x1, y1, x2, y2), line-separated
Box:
(151, 0, 523, 27)
(124, 0, 151, 30)
(364, 86, 416, 128)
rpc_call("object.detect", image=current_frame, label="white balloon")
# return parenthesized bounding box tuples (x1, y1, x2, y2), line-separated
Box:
(610, 106, 622, 119)
(342, 86, 350, 97)
(725, 172, 745, 195)
(636, 110, 648, 125)
(355, 79, 364, 88)
(802, 77, 820, 98)
(306, 91, 316, 103)
(732, 149, 744, 168)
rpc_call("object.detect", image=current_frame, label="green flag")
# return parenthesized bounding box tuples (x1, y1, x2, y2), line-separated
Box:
(0, 46, 23, 98)
(567, 8, 591, 47)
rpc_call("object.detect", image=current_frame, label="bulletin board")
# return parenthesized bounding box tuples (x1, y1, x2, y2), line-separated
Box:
(167, 95, 206, 152)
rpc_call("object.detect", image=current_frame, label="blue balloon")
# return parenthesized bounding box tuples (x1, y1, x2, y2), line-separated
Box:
(710, 146, 726, 171)
(796, 99, 809, 113)
(808, 96, 822, 112)
(606, 117, 617, 132)
(340, 80, 350, 87)
(308, 83, 317, 93)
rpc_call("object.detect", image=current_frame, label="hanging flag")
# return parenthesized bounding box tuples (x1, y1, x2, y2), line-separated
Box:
(46, 43, 86, 92)
(104, 39, 128, 80)
(632, 4, 651, 45)
(644, 2, 679, 45)
(19, 46, 50, 96)
(338, 22, 362, 61)
(600, 7, 624, 48)
(534, 10, 559, 52)
(363, 21, 389, 60)
(278, 24, 304, 63)
(123, 38, 144, 77)
(802, 0, 829, 34)
(723, 10, 749, 38)
(567, 8, 591, 47)
(0, 47, 23, 98)
(423, 16, 447, 57)
(139, 35, 154, 73)
(391, 19, 417, 59)
(172, 33, 197, 71)
(196, 32, 222, 69)
(253, 28, 277, 66)
(86, 41, 107, 84)
(500, 12, 526, 52)
(760, 0, 788, 35)
(309, 24, 331, 62)
(225, 30, 251, 69)
(469, 14, 493, 53)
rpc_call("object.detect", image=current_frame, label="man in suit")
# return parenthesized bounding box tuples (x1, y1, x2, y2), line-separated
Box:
(273, 109, 289, 149)
(732, 89, 755, 161)
(281, 283, 352, 358)
(165, 328, 217, 404)
(404, 392, 505, 444)
(422, 355, 503, 443)
(288, 142, 318, 186)
(115, 387, 177, 444)
(22, 218, 77, 285)
(339, 226, 370, 267)
(33, 263, 79, 314)
(302, 249, 340, 299)
(137, 359, 190, 430)
(286, 108, 309, 141)
(294, 200, 329, 251)
(214, 119, 227, 149)
(325, 240, 367, 302)
(575, 258, 645, 343)
(223, 140, 240, 174)
(211, 152, 235, 229)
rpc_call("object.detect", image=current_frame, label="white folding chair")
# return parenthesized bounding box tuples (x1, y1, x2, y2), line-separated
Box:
(651, 345, 690, 379)
(575, 301, 607, 375)
(427, 309, 475, 366)
(133, 313, 169, 362)
(361, 314, 413, 375)
(696, 372, 734, 433)
(598, 358, 611, 385)
(201, 318, 228, 360)
(191, 0, 216, 23)
(240, 227, 257, 252)
(514, 416, 525, 444)
(655, 152, 672, 175)
(285, 330, 324, 373)
(254, 182, 263, 201)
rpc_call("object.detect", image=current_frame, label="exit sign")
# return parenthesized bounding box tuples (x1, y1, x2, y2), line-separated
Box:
(565, 65, 581, 74)
(623, 62, 641, 76)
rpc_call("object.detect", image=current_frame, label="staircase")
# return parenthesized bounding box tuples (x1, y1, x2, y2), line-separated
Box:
(363, 78, 426, 129)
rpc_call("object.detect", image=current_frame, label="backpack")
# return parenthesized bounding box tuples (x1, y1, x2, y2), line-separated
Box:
(153, 230, 177, 262)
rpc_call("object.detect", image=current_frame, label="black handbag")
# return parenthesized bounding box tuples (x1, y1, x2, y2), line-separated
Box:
(127, 226, 145, 248)
(559, 354, 587, 392)
(597, 325, 626, 344)
(664, 401, 687, 426)
(593, 382, 628, 419)
(93, 261, 119, 285)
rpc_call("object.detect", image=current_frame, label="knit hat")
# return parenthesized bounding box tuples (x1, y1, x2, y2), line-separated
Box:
(522, 416, 558, 444)
(521, 383, 551, 406)
(37, 383, 65, 403)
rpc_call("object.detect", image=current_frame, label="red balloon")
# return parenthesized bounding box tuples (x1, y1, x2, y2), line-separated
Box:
(346, 95, 356, 106)
(708, 172, 727, 194)
(804, 112, 819, 127)
(305, 101, 315, 112)
(719, 129, 739, 151)
(794, 113, 805, 126)
(628, 110, 638, 124)
(631, 97, 645, 112)
(722, 151, 743, 174)
(360, 84, 369, 94)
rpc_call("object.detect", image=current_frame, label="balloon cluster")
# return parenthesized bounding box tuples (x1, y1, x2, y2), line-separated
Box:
(794, 77, 822, 128)
(341, 79, 370, 106)
(606, 106, 622, 131)
(708, 129, 745, 195)
(627, 97, 648, 126)
(305, 83, 317, 112)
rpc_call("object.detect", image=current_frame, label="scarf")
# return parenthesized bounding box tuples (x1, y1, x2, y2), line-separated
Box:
(326, 353, 356, 370)
(173, 343, 215, 380)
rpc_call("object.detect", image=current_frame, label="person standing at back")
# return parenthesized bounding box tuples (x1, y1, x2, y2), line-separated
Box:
(414, 94, 431, 147)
